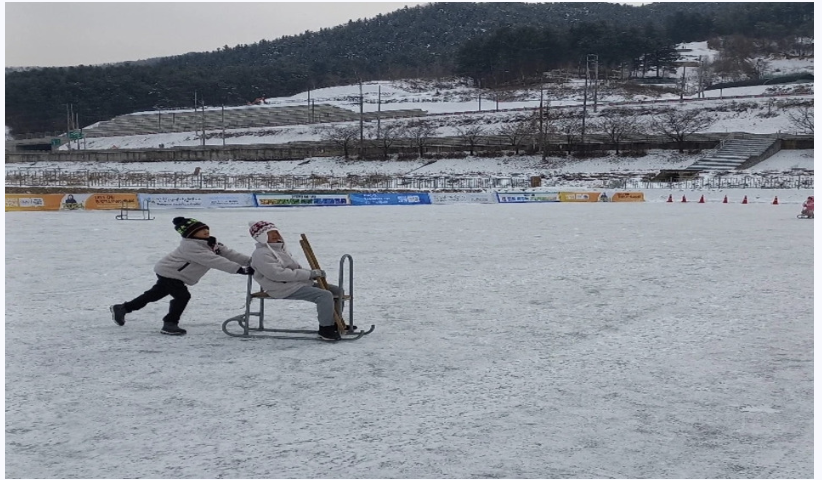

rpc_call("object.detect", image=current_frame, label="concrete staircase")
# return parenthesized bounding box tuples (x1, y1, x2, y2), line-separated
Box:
(685, 134, 780, 171)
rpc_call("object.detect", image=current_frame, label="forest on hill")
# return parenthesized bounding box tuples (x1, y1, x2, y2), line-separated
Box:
(5, 2, 813, 136)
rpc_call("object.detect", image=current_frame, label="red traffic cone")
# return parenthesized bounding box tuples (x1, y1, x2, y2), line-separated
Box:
(681, 195, 688, 203)
(698, 195, 705, 204)
(666, 194, 673, 203)
(772, 196, 779, 205)
(722, 195, 728, 204)
(742, 195, 748, 205)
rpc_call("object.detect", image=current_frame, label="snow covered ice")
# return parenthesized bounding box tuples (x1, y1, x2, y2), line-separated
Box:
(5, 201, 813, 478)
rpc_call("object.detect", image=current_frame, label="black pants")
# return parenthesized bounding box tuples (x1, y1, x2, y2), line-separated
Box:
(124, 275, 191, 324)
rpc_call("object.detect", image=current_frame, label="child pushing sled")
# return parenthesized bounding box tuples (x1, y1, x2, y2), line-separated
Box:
(110, 217, 253, 335)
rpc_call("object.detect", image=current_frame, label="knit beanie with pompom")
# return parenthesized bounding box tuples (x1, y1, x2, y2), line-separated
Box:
(248, 220, 279, 243)
(173, 217, 209, 238)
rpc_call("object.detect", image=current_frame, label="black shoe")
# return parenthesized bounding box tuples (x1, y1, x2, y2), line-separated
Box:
(110, 304, 127, 326)
(161, 322, 187, 336)
(317, 325, 341, 341)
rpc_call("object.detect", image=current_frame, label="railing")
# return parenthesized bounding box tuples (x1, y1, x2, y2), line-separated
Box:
(4, 168, 812, 191)
(625, 175, 813, 190)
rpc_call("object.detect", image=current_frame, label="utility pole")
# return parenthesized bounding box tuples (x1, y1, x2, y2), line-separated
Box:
(201, 101, 206, 147)
(358, 79, 364, 157)
(221, 104, 226, 147)
(590, 54, 599, 112)
(478, 92, 482, 112)
(680, 64, 687, 101)
(377, 84, 381, 139)
(581, 59, 588, 145)
(539, 86, 546, 161)
(307, 87, 311, 123)
(65, 104, 71, 151)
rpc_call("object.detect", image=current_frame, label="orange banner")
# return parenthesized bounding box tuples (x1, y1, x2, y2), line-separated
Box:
(559, 192, 607, 202)
(611, 192, 645, 202)
(82, 193, 139, 210)
(5, 193, 139, 211)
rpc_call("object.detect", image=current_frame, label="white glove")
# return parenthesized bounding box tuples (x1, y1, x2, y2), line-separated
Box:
(309, 269, 326, 279)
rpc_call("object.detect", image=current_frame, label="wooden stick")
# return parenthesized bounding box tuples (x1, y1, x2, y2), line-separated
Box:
(300, 234, 347, 334)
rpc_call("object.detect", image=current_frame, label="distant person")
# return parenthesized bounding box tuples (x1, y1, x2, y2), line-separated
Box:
(110, 217, 253, 335)
(800, 196, 814, 218)
(247, 220, 351, 341)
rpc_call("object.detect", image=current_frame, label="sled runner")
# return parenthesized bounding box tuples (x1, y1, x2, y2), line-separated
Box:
(221, 235, 374, 340)
(115, 200, 154, 221)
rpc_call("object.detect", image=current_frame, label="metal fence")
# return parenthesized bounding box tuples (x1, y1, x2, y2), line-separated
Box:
(5, 168, 812, 191)
(4, 168, 537, 191)
(624, 175, 814, 190)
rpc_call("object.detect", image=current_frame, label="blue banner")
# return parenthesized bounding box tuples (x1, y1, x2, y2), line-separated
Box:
(348, 193, 431, 206)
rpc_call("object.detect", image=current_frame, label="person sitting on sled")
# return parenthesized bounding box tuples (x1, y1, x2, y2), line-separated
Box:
(248, 220, 351, 341)
(801, 196, 814, 217)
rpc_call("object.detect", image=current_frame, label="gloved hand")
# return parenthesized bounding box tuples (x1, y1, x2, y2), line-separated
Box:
(237, 266, 255, 275)
(207, 236, 218, 247)
(309, 269, 326, 279)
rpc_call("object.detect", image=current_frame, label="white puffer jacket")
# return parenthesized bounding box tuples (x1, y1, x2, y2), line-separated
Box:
(249, 241, 313, 298)
(154, 238, 250, 286)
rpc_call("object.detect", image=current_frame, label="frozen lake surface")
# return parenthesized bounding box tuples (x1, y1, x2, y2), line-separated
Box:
(5, 203, 813, 478)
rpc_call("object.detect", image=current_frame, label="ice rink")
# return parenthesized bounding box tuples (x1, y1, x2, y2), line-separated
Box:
(5, 202, 814, 478)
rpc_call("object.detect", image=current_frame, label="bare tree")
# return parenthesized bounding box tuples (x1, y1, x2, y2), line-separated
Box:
(367, 123, 401, 160)
(594, 108, 641, 154)
(403, 120, 437, 157)
(317, 124, 360, 159)
(555, 113, 583, 154)
(455, 124, 485, 156)
(497, 117, 536, 155)
(650, 108, 716, 153)
(787, 105, 814, 134)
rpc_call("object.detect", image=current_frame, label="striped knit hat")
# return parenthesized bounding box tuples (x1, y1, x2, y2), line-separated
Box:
(248, 220, 279, 243)
(173, 217, 209, 238)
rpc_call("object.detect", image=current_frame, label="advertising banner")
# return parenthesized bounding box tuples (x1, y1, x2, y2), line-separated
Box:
(82, 193, 139, 210)
(429, 192, 498, 205)
(559, 192, 608, 203)
(348, 193, 431, 206)
(6, 194, 65, 211)
(495, 192, 560, 203)
(611, 192, 645, 202)
(255, 193, 350, 207)
(5, 193, 138, 211)
(139, 193, 255, 208)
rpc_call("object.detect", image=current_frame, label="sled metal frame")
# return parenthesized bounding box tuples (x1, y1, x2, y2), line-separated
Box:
(115, 200, 154, 221)
(221, 254, 374, 340)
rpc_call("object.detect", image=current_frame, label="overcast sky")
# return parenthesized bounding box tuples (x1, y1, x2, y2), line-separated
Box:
(5, 2, 428, 68)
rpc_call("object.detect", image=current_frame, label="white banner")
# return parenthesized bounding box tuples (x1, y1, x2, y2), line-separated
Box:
(429, 192, 498, 204)
(496, 192, 560, 203)
(138, 193, 255, 208)
(255, 193, 350, 207)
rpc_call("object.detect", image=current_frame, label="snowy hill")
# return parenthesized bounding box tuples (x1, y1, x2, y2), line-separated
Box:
(67, 41, 813, 151)
(9, 42, 813, 185)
